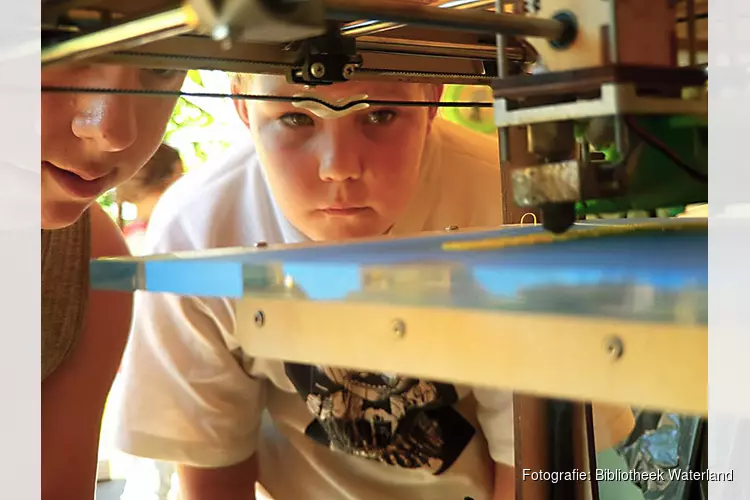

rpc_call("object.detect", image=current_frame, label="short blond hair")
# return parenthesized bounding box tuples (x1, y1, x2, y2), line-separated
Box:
(228, 72, 252, 91)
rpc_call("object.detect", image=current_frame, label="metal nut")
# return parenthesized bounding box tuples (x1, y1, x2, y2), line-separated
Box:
(254, 310, 265, 327)
(391, 319, 406, 338)
(604, 336, 624, 360)
(310, 62, 326, 79)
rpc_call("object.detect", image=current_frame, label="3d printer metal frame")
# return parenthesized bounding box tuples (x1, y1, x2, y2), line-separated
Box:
(90, 219, 707, 416)
(40, 0, 563, 81)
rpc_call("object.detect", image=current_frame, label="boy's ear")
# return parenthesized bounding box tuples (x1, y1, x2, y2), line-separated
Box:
(172, 160, 185, 180)
(231, 78, 251, 129)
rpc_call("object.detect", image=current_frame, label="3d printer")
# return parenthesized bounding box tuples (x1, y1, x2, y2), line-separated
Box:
(41, 1, 709, 498)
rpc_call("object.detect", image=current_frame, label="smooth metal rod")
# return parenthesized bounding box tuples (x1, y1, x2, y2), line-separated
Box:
(495, 0, 509, 163)
(341, 0, 495, 37)
(325, 0, 565, 39)
(42, 5, 199, 66)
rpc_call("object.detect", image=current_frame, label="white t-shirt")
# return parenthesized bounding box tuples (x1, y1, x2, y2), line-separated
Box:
(114, 117, 635, 500)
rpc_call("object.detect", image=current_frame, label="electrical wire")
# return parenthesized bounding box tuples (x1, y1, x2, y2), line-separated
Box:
(40, 85, 493, 110)
(624, 116, 708, 184)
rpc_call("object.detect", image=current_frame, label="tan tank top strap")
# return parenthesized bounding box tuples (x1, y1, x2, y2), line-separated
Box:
(41, 210, 92, 382)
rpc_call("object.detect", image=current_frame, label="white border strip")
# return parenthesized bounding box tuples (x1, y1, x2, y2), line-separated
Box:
(0, 3, 41, 499)
(709, 0, 750, 497)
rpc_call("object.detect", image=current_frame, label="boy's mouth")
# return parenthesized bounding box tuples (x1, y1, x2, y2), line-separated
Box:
(319, 206, 371, 216)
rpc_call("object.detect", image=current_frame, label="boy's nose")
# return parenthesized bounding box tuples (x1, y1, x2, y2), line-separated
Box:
(317, 127, 363, 182)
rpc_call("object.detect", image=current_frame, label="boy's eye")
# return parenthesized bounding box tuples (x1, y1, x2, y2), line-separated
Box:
(279, 113, 315, 128)
(142, 68, 181, 80)
(366, 110, 397, 125)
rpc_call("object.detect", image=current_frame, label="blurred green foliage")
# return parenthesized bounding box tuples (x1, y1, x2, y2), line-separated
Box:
(98, 69, 235, 221)
(165, 92, 215, 164)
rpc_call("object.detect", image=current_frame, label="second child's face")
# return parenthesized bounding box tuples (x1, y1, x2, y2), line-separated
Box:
(41, 63, 184, 229)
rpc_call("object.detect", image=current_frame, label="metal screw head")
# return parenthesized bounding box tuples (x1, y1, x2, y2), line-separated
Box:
(391, 319, 406, 338)
(605, 336, 624, 360)
(445, 225, 459, 232)
(254, 310, 265, 327)
(342, 64, 356, 79)
(310, 62, 326, 79)
(254, 241, 268, 248)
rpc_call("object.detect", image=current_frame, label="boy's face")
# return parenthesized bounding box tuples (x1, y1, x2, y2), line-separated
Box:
(233, 75, 442, 241)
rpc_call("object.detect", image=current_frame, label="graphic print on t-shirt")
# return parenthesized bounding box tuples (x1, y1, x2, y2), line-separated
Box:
(284, 363, 475, 475)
